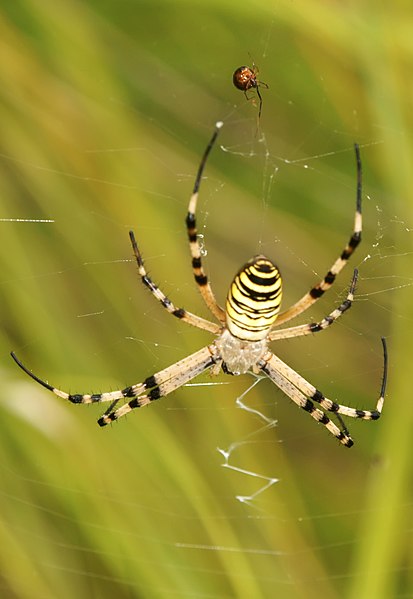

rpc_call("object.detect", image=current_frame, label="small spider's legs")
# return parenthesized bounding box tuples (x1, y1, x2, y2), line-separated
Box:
(187, 122, 226, 323)
(255, 85, 263, 120)
(269, 269, 358, 342)
(276, 144, 362, 326)
(98, 345, 218, 426)
(129, 231, 220, 335)
(11, 345, 219, 427)
(255, 80, 269, 119)
(243, 83, 268, 122)
(259, 337, 388, 447)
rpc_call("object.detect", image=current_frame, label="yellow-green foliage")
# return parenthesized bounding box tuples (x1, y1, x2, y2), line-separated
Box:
(0, 2, 412, 598)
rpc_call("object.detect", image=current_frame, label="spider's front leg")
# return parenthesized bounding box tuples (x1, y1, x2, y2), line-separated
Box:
(276, 144, 363, 326)
(186, 121, 226, 323)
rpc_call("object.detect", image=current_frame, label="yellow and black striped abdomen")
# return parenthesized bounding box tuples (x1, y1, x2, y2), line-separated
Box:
(226, 256, 282, 341)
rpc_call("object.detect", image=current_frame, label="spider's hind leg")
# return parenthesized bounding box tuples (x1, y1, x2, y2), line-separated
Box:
(98, 345, 218, 426)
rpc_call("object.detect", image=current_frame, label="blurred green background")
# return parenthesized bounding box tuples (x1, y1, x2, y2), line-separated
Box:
(0, 1, 412, 598)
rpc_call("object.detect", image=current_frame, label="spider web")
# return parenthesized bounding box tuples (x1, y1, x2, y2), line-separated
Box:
(1, 4, 412, 599)
(199, 129, 400, 508)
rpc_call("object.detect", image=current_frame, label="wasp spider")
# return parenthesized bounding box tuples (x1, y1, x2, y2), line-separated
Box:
(11, 122, 388, 447)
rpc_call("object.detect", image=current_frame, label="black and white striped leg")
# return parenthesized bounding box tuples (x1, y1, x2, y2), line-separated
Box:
(11, 351, 147, 406)
(129, 230, 220, 335)
(276, 144, 362, 326)
(259, 337, 387, 447)
(11, 346, 218, 427)
(259, 354, 354, 447)
(269, 269, 358, 342)
(98, 345, 218, 426)
(186, 122, 226, 323)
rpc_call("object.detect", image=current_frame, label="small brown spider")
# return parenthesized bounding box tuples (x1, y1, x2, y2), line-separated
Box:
(233, 65, 269, 118)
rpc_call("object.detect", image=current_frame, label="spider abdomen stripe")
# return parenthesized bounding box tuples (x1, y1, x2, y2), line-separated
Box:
(226, 256, 282, 341)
